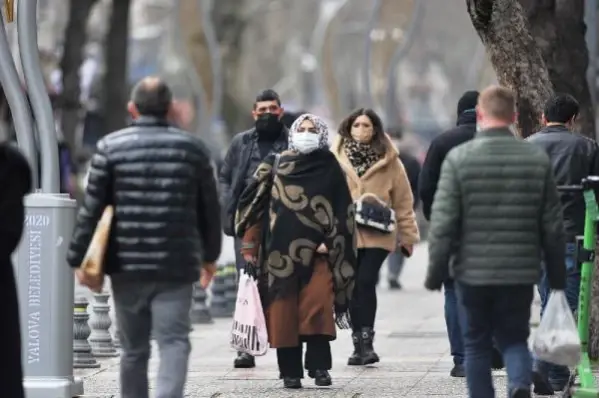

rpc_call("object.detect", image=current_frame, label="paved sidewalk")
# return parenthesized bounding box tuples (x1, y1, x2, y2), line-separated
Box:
(81, 243, 555, 397)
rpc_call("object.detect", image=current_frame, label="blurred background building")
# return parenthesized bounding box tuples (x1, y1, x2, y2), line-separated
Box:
(2, 0, 599, 166)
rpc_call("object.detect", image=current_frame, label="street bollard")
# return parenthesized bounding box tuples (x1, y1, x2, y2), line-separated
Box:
(224, 264, 238, 316)
(210, 265, 230, 317)
(190, 282, 213, 324)
(13, 193, 82, 397)
(112, 315, 121, 349)
(73, 297, 100, 369)
(88, 291, 118, 357)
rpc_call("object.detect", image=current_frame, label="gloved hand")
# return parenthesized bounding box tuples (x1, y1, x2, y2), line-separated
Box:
(424, 277, 443, 292)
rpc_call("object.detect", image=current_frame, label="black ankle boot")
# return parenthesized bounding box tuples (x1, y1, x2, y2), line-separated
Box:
(361, 327, 380, 365)
(347, 331, 362, 365)
(283, 377, 302, 389)
(233, 352, 255, 368)
(308, 370, 332, 386)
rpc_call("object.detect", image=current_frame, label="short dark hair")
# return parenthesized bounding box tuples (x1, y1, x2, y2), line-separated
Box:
(338, 108, 387, 155)
(544, 93, 579, 124)
(131, 77, 172, 117)
(253, 89, 281, 109)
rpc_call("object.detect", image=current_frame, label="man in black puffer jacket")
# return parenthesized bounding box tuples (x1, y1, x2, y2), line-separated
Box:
(67, 77, 222, 398)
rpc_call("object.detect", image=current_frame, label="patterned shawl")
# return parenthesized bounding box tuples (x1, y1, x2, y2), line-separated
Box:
(235, 148, 357, 328)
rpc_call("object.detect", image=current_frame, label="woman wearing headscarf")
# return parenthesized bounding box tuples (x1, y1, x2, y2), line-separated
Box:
(236, 113, 357, 389)
(332, 108, 420, 366)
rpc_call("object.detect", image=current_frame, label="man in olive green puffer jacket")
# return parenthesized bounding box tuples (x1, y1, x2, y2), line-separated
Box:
(424, 85, 567, 398)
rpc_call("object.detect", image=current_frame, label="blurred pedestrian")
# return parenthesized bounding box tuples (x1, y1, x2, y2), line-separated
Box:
(419, 90, 483, 377)
(527, 93, 599, 394)
(386, 126, 421, 290)
(332, 108, 419, 366)
(218, 89, 289, 369)
(236, 113, 356, 389)
(0, 143, 32, 398)
(425, 85, 567, 398)
(67, 77, 222, 398)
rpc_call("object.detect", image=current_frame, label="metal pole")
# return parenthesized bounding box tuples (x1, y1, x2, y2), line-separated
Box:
(585, 0, 597, 106)
(362, 0, 381, 109)
(311, 0, 348, 116)
(0, 16, 38, 187)
(384, 0, 425, 125)
(199, 0, 223, 121)
(18, 0, 60, 193)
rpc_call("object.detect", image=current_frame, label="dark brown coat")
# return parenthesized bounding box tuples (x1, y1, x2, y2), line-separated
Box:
(241, 224, 336, 348)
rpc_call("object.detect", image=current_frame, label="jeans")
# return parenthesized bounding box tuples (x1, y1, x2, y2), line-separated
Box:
(444, 279, 466, 365)
(112, 280, 193, 398)
(349, 248, 390, 330)
(457, 282, 533, 397)
(277, 338, 332, 378)
(387, 248, 405, 281)
(534, 242, 579, 389)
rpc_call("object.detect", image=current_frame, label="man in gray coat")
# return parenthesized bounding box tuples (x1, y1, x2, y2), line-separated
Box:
(425, 85, 567, 398)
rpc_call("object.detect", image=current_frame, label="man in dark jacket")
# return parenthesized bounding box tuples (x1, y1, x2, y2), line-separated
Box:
(386, 126, 421, 289)
(67, 77, 222, 398)
(419, 90, 479, 377)
(425, 85, 567, 398)
(526, 93, 599, 394)
(218, 89, 288, 369)
(0, 143, 31, 398)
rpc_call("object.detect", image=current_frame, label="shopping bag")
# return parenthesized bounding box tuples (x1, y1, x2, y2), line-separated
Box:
(230, 271, 269, 356)
(532, 290, 581, 367)
(78, 206, 113, 293)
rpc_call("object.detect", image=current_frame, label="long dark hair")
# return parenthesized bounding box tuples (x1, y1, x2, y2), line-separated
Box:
(338, 108, 387, 155)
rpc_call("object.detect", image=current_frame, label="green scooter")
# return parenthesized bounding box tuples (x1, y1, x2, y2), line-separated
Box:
(558, 176, 599, 398)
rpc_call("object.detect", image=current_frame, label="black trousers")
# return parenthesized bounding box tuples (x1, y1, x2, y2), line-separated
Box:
(277, 337, 332, 378)
(349, 248, 389, 331)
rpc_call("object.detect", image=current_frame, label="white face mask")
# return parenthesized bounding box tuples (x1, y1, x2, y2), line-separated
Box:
(291, 132, 320, 154)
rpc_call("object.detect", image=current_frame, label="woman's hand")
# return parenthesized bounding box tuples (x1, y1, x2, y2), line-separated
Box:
(243, 253, 257, 264)
(400, 244, 413, 257)
(316, 243, 328, 254)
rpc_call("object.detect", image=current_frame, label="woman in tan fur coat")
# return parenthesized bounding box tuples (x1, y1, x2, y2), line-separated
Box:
(332, 108, 420, 366)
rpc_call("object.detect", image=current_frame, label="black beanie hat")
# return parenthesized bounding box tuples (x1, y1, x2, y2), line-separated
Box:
(457, 90, 480, 117)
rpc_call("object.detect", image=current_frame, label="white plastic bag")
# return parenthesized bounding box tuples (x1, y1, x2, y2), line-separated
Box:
(532, 290, 581, 367)
(230, 271, 269, 356)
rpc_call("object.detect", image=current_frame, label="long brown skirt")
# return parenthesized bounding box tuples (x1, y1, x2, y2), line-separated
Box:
(266, 256, 336, 348)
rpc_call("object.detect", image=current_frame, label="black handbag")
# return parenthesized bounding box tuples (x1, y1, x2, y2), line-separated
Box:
(354, 193, 396, 234)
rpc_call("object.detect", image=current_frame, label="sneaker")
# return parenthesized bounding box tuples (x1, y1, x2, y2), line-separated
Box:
(532, 371, 554, 395)
(388, 279, 402, 290)
(450, 363, 465, 377)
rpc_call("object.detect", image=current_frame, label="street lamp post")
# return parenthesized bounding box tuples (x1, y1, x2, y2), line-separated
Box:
(362, 0, 382, 109)
(0, 14, 38, 187)
(15, 1, 80, 397)
(384, 0, 424, 126)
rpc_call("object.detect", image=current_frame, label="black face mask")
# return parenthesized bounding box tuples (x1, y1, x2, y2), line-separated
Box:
(255, 113, 282, 139)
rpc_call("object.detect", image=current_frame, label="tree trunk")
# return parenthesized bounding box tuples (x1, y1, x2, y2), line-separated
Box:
(102, 0, 131, 135)
(465, 0, 553, 137)
(59, 0, 97, 157)
(522, 0, 595, 138)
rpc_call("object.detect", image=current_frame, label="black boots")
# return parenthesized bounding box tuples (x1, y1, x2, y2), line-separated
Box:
(347, 332, 362, 365)
(283, 377, 302, 389)
(308, 370, 332, 386)
(347, 328, 380, 365)
(233, 352, 255, 368)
